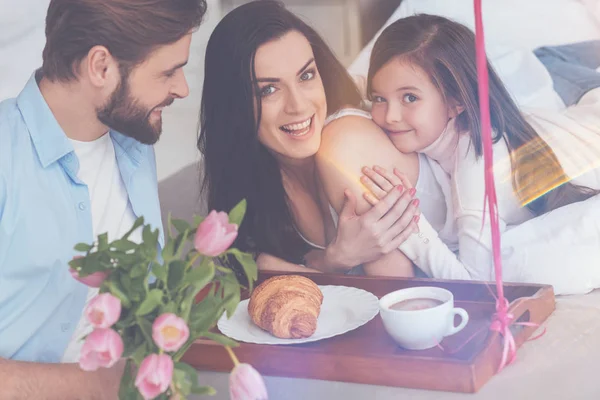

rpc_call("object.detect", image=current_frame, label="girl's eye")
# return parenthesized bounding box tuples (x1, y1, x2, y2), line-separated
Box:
(403, 93, 418, 103)
(300, 69, 315, 81)
(260, 85, 276, 97)
(371, 95, 386, 103)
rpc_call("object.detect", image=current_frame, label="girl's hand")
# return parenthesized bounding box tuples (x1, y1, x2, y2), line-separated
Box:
(361, 166, 415, 204)
(323, 184, 420, 272)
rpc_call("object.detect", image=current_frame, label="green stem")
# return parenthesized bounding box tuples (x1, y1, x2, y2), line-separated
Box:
(224, 346, 239, 367)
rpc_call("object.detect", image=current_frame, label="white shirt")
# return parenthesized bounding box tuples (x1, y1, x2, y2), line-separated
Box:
(399, 94, 600, 295)
(61, 133, 141, 363)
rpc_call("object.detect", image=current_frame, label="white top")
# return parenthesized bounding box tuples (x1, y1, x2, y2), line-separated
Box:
(61, 133, 141, 363)
(400, 95, 600, 295)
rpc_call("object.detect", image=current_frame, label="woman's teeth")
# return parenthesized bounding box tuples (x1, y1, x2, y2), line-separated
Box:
(281, 117, 312, 136)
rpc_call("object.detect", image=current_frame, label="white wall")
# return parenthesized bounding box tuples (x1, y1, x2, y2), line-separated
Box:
(155, 0, 222, 181)
(0, 0, 221, 182)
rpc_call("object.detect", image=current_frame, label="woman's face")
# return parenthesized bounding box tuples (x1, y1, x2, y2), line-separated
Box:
(254, 30, 327, 162)
(369, 57, 457, 154)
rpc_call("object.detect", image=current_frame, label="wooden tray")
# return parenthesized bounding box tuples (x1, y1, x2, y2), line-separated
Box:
(182, 272, 555, 393)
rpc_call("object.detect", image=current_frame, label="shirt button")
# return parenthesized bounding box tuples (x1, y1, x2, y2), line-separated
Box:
(78, 202, 86, 211)
(64, 153, 73, 163)
(61, 322, 71, 332)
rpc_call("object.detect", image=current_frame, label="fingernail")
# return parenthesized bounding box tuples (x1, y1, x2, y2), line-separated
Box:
(409, 188, 416, 196)
(362, 167, 369, 173)
(397, 185, 404, 192)
(413, 215, 420, 223)
(412, 199, 420, 206)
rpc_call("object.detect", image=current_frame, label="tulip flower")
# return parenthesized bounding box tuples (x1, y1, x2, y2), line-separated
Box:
(152, 313, 190, 352)
(194, 210, 238, 257)
(135, 353, 174, 400)
(79, 328, 124, 371)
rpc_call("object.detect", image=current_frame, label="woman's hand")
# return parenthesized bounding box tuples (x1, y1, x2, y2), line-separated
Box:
(322, 182, 420, 272)
(361, 165, 417, 205)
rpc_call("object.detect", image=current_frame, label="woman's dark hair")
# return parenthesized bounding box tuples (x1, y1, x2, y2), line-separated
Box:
(367, 14, 598, 215)
(42, 0, 207, 82)
(198, 0, 362, 263)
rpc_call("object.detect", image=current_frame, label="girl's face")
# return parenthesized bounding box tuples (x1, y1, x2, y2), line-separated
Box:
(370, 57, 460, 153)
(253, 30, 327, 163)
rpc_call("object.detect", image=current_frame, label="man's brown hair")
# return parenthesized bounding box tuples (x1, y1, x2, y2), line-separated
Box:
(42, 0, 207, 81)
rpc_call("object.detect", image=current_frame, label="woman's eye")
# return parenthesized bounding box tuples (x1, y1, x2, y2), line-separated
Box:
(300, 69, 315, 81)
(403, 93, 418, 103)
(371, 96, 386, 103)
(260, 85, 276, 97)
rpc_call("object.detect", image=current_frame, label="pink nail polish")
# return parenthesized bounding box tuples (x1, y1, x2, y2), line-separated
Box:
(413, 199, 420, 206)
(409, 188, 416, 196)
(397, 185, 404, 192)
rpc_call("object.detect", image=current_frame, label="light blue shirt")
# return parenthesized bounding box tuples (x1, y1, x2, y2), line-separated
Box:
(0, 72, 164, 362)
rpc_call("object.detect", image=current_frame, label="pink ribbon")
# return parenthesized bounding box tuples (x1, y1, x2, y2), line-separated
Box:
(472, 1, 547, 372)
(473, 0, 516, 372)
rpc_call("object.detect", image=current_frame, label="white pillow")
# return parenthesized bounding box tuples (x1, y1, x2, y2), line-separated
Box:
(349, 0, 600, 111)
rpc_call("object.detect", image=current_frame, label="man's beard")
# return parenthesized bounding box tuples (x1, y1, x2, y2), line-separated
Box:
(97, 77, 173, 145)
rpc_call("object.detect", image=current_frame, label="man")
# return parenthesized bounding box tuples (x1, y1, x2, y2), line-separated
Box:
(0, 0, 207, 398)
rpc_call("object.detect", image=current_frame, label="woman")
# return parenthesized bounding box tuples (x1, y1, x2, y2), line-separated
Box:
(198, 0, 445, 276)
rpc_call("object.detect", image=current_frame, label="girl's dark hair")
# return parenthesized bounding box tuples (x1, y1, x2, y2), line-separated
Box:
(368, 14, 598, 215)
(198, 0, 362, 263)
(42, 0, 207, 81)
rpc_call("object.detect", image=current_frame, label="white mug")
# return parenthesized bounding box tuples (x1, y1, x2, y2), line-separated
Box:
(379, 286, 469, 350)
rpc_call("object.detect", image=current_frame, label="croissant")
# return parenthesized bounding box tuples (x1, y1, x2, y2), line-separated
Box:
(248, 275, 323, 339)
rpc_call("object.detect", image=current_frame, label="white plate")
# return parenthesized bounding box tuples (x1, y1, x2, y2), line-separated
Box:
(217, 285, 379, 345)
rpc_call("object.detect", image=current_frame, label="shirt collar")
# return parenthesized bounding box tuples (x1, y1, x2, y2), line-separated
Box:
(17, 71, 146, 168)
(17, 71, 74, 168)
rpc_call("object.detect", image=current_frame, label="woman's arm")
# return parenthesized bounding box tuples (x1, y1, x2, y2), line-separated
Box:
(316, 115, 418, 277)
(256, 253, 322, 274)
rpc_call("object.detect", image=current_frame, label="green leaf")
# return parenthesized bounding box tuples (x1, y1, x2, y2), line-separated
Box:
(171, 218, 191, 234)
(137, 318, 154, 345)
(118, 359, 135, 399)
(123, 216, 145, 240)
(110, 239, 138, 252)
(173, 230, 190, 260)
(130, 342, 148, 366)
(161, 238, 176, 264)
(135, 289, 163, 316)
(160, 301, 178, 314)
(130, 263, 148, 279)
(228, 199, 247, 226)
(173, 369, 192, 396)
(228, 248, 258, 292)
(152, 263, 168, 282)
(180, 261, 215, 320)
(189, 291, 235, 334)
(203, 331, 239, 348)
(191, 386, 216, 396)
(183, 260, 215, 288)
(74, 243, 93, 252)
(174, 362, 215, 396)
(119, 273, 132, 292)
(193, 215, 205, 227)
(97, 233, 109, 251)
(219, 273, 241, 318)
(168, 260, 186, 291)
(142, 226, 155, 246)
(103, 279, 131, 308)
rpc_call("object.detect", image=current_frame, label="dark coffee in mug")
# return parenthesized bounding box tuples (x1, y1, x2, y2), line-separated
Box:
(389, 298, 444, 311)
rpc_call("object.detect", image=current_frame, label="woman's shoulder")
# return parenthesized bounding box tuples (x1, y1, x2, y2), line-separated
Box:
(324, 107, 371, 126)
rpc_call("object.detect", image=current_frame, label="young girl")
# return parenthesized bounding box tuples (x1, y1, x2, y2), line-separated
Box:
(361, 14, 600, 295)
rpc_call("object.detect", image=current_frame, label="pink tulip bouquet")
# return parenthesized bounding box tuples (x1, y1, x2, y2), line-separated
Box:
(68, 200, 268, 399)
